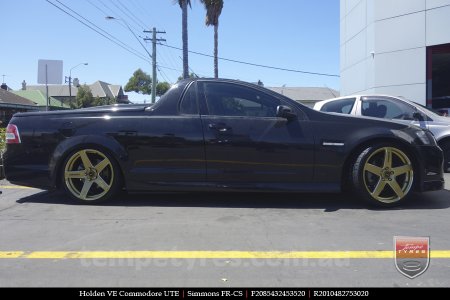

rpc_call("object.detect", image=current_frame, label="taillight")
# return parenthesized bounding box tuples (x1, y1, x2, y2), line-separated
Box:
(6, 124, 21, 144)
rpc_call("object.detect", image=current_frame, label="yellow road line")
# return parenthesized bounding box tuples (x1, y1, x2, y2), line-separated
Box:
(0, 252, 25, 258)
(0, 185, 34, 189)
(0, 250, 450, 259)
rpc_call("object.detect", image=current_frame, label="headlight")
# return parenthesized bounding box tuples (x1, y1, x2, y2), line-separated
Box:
(415, 131, 433, 145)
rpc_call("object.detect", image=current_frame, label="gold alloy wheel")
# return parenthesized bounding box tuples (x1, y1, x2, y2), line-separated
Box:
(64, 149, 114, 201)
(363, 147, 414, 203)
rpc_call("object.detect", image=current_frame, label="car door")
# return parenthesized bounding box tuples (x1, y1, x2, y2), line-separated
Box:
(198, 81, 315, 188)
(126, 82, 206, 188)
(359, 96, 428, 129)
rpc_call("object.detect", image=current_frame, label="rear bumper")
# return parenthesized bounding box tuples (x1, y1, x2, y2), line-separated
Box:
(0, 154, 4, 180)
(3, 147, 53, 189)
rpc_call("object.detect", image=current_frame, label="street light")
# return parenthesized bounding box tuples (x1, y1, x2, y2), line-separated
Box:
(105, 16, 151, 59)
(66, 62, 88, 106)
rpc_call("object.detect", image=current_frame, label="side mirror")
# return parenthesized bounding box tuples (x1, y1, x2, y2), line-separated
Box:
(413, 112, 425, 122)
(276, 105, 297, 120)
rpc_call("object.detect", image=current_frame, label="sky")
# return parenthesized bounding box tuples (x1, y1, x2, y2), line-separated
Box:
(1, 0, 340, 103)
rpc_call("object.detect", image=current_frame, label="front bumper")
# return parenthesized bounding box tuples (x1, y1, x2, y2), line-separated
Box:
(417, 145, 445, 192)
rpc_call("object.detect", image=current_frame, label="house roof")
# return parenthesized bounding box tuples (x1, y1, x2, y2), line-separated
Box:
(108, 85, 122, 97)
(0, 88, 37, 107)
(267, 87, 339, 101)
(13, 90, 70, 108)
(23, 85, 75, 97)
(25, 80, 124, 98)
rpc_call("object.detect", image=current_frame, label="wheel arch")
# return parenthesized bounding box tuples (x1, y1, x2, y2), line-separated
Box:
(341, 137, 422, 192)
(49, 135, 127, 189)
(437, 135, 450, 148)
(438, 136, 450, 172)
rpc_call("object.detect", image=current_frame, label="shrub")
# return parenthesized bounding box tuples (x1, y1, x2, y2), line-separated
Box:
(0, 127, 5, 153)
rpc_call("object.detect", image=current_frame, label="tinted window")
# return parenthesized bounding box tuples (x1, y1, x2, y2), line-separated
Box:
(321, 98, 356, 114)
(203, 82, 280, 117)
(361, 97, 417, 120)
(179, 83, 198, 115)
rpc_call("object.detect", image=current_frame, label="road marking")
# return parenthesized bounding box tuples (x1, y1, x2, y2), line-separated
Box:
(0, 250, 450, 259)
(0, 185, 34, 189)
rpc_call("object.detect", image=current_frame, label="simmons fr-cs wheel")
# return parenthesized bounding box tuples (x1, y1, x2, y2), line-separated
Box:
(352, 144, 414, 207)
(62, 148, 121, 203)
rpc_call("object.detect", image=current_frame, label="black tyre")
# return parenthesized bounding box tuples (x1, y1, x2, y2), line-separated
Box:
(62, 148, 122, 204)
(352, 144, 415, 207)
(442, 142, 450, 173)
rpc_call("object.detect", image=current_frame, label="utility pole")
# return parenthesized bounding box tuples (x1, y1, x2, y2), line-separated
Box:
(144, 28, 166, 103)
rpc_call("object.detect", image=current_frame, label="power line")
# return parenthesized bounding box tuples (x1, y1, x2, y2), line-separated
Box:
(160, 43, 340, 78)
(178, 56, 202, 78)
(85, 0, 110, 17)
(163, 41, 183, 70)
(108, 0, 145, 31)
(46, 0, 150, 63)
(157, 65, 172, 84)
(129, 0, 153, 27)
(47, 1, 181, 83)
(117, 0, 149, 30)
(97, 0, 142, 33)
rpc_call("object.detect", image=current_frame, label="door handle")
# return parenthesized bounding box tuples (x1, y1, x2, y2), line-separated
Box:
(208, 123, 231, 132)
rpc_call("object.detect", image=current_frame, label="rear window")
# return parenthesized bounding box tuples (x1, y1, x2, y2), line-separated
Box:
(321, 98, 356, 114)
(179, 83, 198, 115)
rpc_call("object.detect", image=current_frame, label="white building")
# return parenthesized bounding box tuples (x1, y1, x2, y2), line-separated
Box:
(340, 0, 450, 112)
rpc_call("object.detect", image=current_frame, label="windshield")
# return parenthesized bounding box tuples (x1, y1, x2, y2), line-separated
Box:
(412, 102, 444, 119)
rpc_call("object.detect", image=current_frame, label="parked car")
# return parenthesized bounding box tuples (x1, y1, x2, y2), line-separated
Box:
(314, 95, 450, 173)
(1, 79, 444, 207)
(436, 108, 449, 117)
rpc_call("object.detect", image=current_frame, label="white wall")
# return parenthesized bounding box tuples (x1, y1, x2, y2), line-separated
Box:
(340, 0, 450, 104)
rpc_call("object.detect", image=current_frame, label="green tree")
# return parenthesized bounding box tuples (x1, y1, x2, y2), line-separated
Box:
(156, 82, 171, 96)
(177, 72, 199, 82)
(200, 0, 223, 78)
(177, 0, 191, 79)
(125, 69, 152, 95)
(74, 84, 96, 108)
(92, 96, 117, 107)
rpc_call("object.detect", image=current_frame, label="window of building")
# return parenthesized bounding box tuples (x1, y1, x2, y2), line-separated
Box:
(427, 43, 450, 116)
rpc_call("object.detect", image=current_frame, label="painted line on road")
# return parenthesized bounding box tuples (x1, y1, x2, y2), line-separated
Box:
(0, 185, 34, 189)
(1, 250, 450, 259)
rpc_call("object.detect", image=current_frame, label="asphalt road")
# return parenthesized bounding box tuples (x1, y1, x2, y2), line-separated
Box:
(0, 175, 449, 287)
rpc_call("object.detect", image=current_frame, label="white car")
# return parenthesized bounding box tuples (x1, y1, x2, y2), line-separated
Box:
(314, 95, 450, 172)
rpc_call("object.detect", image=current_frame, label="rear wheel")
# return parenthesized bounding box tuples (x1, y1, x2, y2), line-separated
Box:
(352, 144, 415, 207)
(62, 148, 121, 203)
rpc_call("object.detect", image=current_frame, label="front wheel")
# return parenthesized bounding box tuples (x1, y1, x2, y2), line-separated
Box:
(62, 148, 122, 203)
(352, 144, 415, 207)
(442, 142, 450, 173)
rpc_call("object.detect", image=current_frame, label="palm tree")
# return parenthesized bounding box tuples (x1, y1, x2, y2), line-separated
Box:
(200, 0, 223, 78)
(177, 0, 191, 79)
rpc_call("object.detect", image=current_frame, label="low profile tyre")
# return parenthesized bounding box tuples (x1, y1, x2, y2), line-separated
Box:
(352, 144, 415, 207)
(62, 148, 122, 204)
(442, 142, 450, 173)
